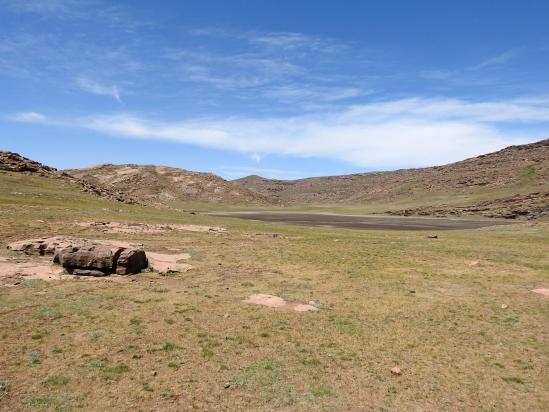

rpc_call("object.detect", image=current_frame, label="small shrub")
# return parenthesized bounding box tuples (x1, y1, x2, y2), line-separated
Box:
(150, 286, 169, 293)
(35, 307, 62, 320)
(161, 342, 178, 351)
(501, 376, 525, 384)
(309, 384, 333, 398)
(0, 381, 10, 399)
(42, 375, 69, 386)
(101, 363, 130, 382)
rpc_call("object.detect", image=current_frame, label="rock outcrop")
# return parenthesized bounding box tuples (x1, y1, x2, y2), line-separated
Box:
(8, 237, 147, 276)
(386, 191, 549, 220)
(0, 151, 140, 204)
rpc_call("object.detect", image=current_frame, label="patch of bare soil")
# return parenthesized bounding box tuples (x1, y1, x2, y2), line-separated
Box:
(77, 221, 227, 234)
(532, 288, 549, 296)
(243, 294, 318, 312)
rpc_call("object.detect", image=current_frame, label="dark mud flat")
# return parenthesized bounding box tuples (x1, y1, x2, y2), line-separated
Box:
(208, 211, 515, 231)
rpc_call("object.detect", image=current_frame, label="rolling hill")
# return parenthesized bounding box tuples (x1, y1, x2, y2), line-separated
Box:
(65, 164, 271, 206)
(0, 151, 139, 205)
(236, 139, 549, 218)
(4, 138, 548, 219)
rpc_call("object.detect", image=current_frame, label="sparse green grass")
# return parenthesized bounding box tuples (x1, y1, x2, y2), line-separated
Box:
(42, 374, 69, 386)
(0, 171, 548, 410)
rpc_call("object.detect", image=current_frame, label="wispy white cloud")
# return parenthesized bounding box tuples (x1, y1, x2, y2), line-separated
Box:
(473, 50, 518, 70)
(188, 28, 345, 54)
(9, 96, 549, 169)
(166, 50, 304, 90)
(249, 31, 335, 52)
(262, 85, 366, 102)
(421, 49, 521, 86)
(250, 153, 262, 163)
(0, 0, 82, 14)
(77, 78, 122, 103)
(9, 111, 48, 123)
(0, 0, 144, 29)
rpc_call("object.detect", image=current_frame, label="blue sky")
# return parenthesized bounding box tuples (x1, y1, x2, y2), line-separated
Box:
(1, 0, 548, 179)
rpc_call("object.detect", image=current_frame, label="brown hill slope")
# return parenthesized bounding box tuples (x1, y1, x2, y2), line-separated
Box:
(236, 139, 549, 218)
(0, 152, 139, 204)
(66, 164, 271, 205)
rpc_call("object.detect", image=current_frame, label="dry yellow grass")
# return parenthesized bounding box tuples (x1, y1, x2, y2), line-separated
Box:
(0, 173, 548, 411)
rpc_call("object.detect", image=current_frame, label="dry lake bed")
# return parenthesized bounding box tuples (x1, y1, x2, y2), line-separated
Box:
(207, 211, 514, 231)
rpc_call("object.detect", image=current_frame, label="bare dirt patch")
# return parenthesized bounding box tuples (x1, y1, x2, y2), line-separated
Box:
(77, 221, 227, 234)
(244, 294, 318, 312)
(532, 288, 549, 296)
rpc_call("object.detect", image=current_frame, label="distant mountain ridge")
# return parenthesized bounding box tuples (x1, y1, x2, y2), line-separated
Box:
(235, 139, 548, 214)
(65, 163, 271, 205)
(3, 138, 548, 219)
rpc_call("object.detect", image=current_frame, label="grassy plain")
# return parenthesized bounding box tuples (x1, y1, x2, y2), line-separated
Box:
(0, 172, 548, 411)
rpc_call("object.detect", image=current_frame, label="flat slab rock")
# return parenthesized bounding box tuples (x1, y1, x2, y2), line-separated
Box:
(77, 221, 227, 234)
(532, 288, 549, 297)
(0, 256, 64, 281)
(147, 252, 193, 274)
(244, 294, 318, 312)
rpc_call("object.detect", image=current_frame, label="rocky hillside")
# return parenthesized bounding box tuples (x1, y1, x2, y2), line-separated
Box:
(66, 164, 271, 205)
(236, 139, 549, 218)
(0, 151, 139, 204)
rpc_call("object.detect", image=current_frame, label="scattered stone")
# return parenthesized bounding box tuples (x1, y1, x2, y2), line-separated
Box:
(293, 304, 318, 312)
(152, 371, 157, 377)
(245, 294, 287, 308)
(390, 367, 402, 375)
(244, 294, 318, 312)
(426, 235, 438, 239)
(224, 383, 231, 389)
(409, 290, 416, 294)
(501, 304, 508, 309)
(532, 288, 549, 297)
(469, 260, 480, 267)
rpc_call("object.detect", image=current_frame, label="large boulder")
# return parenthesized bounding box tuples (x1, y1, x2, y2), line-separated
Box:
(55, 246, 119, 275)
(116, 249, 148, 275)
